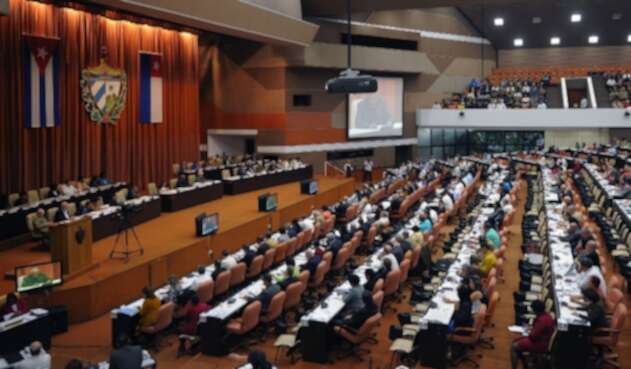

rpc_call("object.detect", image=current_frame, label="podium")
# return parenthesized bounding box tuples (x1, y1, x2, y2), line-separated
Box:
(50, 217, 93, 275)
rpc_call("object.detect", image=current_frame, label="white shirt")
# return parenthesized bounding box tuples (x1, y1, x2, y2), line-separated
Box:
(14, 351, 51, 369)
(441, 194, 454, 211)
(62, 184, 78, 196)
(577, 266, 607, 297)
(221, 255, 238, 270)
(537, 102, 547, 109)
(300, 217, 315, 230)
(429, 209, 438, 224)
(382, 253, 400, 271)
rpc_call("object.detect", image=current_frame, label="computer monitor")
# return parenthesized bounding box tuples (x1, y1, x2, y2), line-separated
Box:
(301, 179, 318, 195)
(196, 212, 219, 237)
(15, 261, 63, 293)
(258, 193, 278, 212)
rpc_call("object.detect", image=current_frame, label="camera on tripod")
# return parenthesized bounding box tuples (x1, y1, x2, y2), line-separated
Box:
(110, 203, 144, 261)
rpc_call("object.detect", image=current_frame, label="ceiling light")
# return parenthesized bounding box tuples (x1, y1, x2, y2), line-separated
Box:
(550, 37, 561, 45)
(612, 13, 622, 21)
(571, 13, 582, 23)
(588, 35, 599, 44)
(494, 17, 504, 26)
(514, 38, 524, 47)
(532, 17, 542, 24)
(627, 34, 631, 43)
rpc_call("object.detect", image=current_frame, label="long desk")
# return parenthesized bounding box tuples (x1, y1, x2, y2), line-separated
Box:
(91, 196, 162, 242)
(0, 309, 52, 356)
(160, 181, 223, 212)
(539, 169, 591, 369)
(223, 166, 313, 195)
(0, 183, 126, 241)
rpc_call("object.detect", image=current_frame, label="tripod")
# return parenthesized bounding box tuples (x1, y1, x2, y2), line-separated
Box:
(110, 212, 144, 262)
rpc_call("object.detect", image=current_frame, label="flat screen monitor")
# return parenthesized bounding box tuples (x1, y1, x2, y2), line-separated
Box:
(15, 261, 62, 293)
(301, 180, 318, 195)
(348, 76, 404, 139)
(265, 193, 278, 211)
(196, 212, 219, 237)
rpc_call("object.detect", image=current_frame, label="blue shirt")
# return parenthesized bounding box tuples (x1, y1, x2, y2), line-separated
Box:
(419, 219, 433, 233)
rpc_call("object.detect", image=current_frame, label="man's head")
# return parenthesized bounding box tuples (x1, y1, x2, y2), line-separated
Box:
(578, 256, 594, 272)
(582, 287, 601, 303)
(29, 341, 43, 356)
(191, 293, 200, 306)
(37, 208, 45, 217)
(61, 202, 69, 211)
(383, 244, 392, 254)
(349, 274, 360, 287)
(580, 228, 592, 239)
(585, 240, 597, 252)
(262, 273, 272, 286)
(531, 300, 545, 316)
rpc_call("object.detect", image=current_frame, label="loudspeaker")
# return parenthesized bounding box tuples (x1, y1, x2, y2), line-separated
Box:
(0, 0, 7, 16)
(48, 305, 69, 335)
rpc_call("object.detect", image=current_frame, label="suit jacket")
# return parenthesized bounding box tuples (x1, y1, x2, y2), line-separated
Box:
(242, 249, 257, 267)
(305, 255, 322, 276)
(109, 345, 143, 369)
(54, 209, 70, 223)
(258, 284, 281, 311)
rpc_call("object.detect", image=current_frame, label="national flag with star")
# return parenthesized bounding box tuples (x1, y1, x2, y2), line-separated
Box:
(139, 52, 163, 123)
(23, 35, 61, 128)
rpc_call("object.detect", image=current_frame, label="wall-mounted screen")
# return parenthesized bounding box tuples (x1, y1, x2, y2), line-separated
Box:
(348, 77, 404, 139)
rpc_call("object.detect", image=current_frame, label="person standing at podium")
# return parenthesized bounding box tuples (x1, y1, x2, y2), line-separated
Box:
(54, 202, 72, 223)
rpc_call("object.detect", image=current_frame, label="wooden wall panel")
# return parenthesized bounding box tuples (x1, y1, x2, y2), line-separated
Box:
(499, 46, 631, 68)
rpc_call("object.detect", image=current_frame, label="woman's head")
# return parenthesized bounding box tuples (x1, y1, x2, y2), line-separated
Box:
(531, 300, 545, 315)
(142, 286, 154, 298)
(457, 284, 471, 302)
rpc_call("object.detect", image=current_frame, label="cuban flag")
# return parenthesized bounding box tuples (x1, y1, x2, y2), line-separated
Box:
(23, 35, 60, 128)
(139, 52, 163, 124)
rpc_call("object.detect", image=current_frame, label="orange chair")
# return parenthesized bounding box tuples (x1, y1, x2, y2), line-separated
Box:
(246, 255, 264, 280)
(286, 237, 298, 258)
(383, 269, 402, 311)
(298, 270, 310, 295)
(372, 290, 384, 312)
(372, 278, 384, 295)
(334, 313, 383, 360)
(140, 302, 176, 350)
(447, 305, 487, 367)
(229, 262, 247, 289)
(322, 251, 334, 267)
(196, 279, 214, 304)
(262, 248, 276, 271)
(331, 246, 352, 274)
(213, 271, 231, 298)
(274, 243, 289, 265)
(364, 225, 378, 250)
(605, 288, 624, 313)
(226, 301, 262, 337)
(309, 261, 329, 289)
(592, 303, 627, 369)
(399, 259, 411, 287)
(260, 291, 286, 324)
(283, 281, 303, 312)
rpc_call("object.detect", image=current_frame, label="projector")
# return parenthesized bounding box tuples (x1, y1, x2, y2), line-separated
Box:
(325, 69, 378, 94)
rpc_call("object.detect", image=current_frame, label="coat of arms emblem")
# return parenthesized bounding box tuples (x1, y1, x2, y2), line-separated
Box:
(80, 54, 127, 125)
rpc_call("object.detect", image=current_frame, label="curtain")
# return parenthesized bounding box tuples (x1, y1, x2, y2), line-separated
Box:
(0, 0, 200, 193)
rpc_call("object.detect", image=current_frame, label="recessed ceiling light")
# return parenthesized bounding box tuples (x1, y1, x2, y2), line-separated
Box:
(627, 34, 631, 43)
(612, 13, 622, 21)
(571, 13, 582, 23)
(494, 17, 504, 26)
(532, 17, 542, 24)
(588, 35, 599, 44)
(550, 37, 561, 45)
(514, 38, 524, 47)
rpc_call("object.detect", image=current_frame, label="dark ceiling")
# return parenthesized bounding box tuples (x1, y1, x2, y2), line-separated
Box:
(459, 0, 631, 49)
(302, 0, 631, 49)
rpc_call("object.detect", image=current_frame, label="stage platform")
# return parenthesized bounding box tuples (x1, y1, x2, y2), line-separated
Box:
(0, 176, 355, 323)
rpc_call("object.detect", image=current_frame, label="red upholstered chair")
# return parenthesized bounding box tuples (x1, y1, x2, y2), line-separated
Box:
(246, 255, 264, 280)
(229, 262, 247, 289)
(226, 301, 262, 336)
(213, 271, 231, 298)
(383, 269, 402, 311)
(286, 237, 298, 257)
(262, 248, 276, 271)
(331, 246, 352, 274)
(196, 279, 214, 304)
(365, 225, 378, 250)
(333, 313, 383, 360)
(261, 291, 286, 324)
(592, 303, 627, 369)
(410, 246, 422, 270)
(399, 259, 411, 287)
